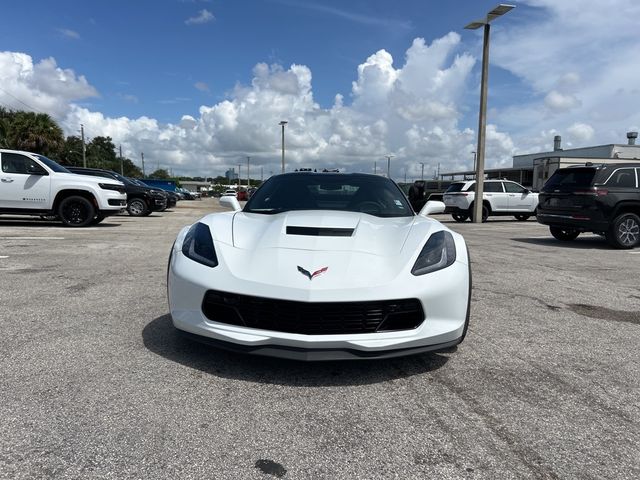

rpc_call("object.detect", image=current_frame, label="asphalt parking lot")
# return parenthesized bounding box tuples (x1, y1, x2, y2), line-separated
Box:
(1, 200, 638, 479)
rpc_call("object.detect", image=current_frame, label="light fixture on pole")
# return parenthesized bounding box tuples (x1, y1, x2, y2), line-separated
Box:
(465, 3, 515, 222)
(385, 155, 394, 179)
(279, 121, 288, 173)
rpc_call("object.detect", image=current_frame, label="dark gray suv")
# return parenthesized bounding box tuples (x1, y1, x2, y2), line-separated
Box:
(537, 163, 640, 248)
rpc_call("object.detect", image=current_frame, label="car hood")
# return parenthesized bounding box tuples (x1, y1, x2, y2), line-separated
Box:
(231, 210, 416, 256)
(194, 210, 443, 290)
(59, 172, 123, 186)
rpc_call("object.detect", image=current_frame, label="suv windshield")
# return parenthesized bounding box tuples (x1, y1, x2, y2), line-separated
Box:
(244, 173, 413, 217)
(34, 155, 70, 173)
(542, 168, 596, 191)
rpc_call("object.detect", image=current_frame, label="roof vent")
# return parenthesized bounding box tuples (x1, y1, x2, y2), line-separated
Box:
(627, 131, 638, 145)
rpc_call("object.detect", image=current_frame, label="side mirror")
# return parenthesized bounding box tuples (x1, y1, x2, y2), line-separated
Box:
(219, 195, 242, 212)
(418, 200, 445, 217)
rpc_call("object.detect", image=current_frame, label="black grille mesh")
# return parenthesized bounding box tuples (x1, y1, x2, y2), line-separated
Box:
(202, 290, 425, 335)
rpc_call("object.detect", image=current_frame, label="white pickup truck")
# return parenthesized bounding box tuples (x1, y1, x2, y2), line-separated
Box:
(443, 179, 539, 222)
(0, 149, 127, 226)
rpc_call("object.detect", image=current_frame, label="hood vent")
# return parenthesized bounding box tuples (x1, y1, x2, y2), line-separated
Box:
(286, 226, 354, 237)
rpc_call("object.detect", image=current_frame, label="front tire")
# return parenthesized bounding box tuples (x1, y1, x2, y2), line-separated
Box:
(605, 213, 640, 249)
(452, 213, 468, 222)
(127, 198, 148, 216)
(91, 214, 106, 225)
(550, 226, 580, 241)
(58, 196, 95, 227)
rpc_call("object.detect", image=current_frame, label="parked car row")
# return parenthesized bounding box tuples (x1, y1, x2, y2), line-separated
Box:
(439, 162, 639, 249)
(0, 148, 194, 226)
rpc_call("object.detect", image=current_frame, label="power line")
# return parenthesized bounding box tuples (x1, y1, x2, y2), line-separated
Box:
(0, 86, 47, 115)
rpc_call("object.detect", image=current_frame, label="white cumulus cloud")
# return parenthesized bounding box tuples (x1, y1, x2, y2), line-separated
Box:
(185, 9, 214, 25)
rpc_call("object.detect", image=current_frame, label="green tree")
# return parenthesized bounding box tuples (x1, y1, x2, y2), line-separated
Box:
(149, 168, 170, 179)
(4, 111, 64, 156)
(86, 136, 117, 169)
(121, 158, 143, 177)
(59, 135, 85, 165)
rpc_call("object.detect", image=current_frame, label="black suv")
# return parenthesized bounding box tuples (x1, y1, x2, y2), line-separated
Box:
(537, 163, 640, 248)
(67, 167, 167, 216)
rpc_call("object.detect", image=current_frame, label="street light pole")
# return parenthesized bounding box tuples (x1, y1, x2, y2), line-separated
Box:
(141, 152, 145, 177)
(472, 151, 477, 172)
(279, 121, 288, 173)
(247, 156, 250, 187)
(465, 4, 515, 223)
(374, 161, 377, 175)
(420, 162, 425, 181)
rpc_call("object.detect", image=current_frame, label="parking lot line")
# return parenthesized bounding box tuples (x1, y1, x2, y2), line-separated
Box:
(0, 236, 65, 240)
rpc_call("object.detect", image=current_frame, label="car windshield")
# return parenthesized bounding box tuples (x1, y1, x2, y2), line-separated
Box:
(244, 173, 413, 217)
(34, 154, 70, 173)
(542, 168, 596, 191)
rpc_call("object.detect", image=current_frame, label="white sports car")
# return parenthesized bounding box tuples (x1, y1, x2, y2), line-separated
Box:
(168, 173, 471, 360)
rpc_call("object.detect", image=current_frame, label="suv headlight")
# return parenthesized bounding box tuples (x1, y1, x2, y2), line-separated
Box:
(411, 230, 456, 276)
(181, 223, 218, 268)
(99, 183, 124, 193)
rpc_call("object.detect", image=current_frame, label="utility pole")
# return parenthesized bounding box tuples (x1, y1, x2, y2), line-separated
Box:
(374, 161, 377, 175)
(261, 166, 264, 182)
(279, 121, 288, 173)
(119, 144, 123, 175)
(141, 152, 145, 177)
(237, 164, 241, 187)
(420, 162, 425, 180)
(404, 168, 407, 183)
(80, 124, 86, 168)
(247, 156, 250, 187)
(385, 155, 394, 179)
(437, 162, 441, 179)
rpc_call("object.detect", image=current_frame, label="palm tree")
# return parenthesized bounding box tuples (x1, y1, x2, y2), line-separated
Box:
(6, 111, 65, 156)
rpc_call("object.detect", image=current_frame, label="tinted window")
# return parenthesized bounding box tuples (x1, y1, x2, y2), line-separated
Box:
(445, 183, 466, 193)
(606, 169, 637, 188)
(1, 153, 46, 175)
(484, 182, 504, 193)
(504, 182, 526, 193)
(34, 155, 70, 173)
(542, 168, 596, 191)
(245, 174, 413, 217)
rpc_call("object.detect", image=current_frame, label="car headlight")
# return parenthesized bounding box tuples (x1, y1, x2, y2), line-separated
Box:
(99, 183, 125, 193)
(181, 222, 218, 268)
(411, 230, 456, 276)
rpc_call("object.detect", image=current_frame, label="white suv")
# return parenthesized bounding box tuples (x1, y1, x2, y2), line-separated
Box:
(443, 179, 539, 222)
(0, 149, 127, 226)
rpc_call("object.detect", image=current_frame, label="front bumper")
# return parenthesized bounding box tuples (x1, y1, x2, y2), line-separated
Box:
(168, 250, 471, 361)
(150, 196, 168, 211)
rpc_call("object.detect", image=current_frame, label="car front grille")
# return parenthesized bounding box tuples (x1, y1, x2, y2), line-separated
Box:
(202, 290, 425, 335)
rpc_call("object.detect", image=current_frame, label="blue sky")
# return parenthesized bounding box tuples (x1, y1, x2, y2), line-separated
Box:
(1, 1, 639, 177)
